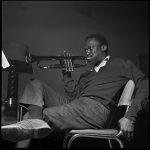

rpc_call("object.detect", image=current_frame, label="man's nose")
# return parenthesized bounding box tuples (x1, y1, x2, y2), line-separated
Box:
(85, 47, 92, 53)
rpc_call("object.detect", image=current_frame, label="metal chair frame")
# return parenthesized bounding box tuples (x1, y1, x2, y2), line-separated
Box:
(62, 131, 124, 148)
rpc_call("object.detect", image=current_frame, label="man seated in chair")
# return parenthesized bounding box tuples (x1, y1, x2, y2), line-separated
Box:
(1, 34, 149, 145)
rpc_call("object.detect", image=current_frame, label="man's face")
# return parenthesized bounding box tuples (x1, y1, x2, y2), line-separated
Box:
(84, 38, 103, 65)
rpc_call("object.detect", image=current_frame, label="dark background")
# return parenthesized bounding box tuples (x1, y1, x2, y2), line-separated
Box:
(1, 1, 149, 148)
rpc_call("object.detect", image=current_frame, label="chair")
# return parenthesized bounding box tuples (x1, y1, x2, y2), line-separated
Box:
(62, 80, 135, 148)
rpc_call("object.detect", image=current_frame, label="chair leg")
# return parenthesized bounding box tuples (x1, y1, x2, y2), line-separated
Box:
(17, 105, 28, 122)
(108, 138, 124, 148)
(67, 134, 81, 148)
(17, 106, 23, 122)
(108, 139, 112, 148)
(62, 133, 70, 148)
(114, 138, 124, 148)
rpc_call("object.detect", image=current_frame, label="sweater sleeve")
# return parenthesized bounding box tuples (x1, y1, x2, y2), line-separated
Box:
(123, 60, 149, 121)
(62, 72, 79, 99)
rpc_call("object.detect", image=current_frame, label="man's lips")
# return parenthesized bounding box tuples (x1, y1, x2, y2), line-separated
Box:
(86, 54, 94, 59)
(85, 48, 94, 59)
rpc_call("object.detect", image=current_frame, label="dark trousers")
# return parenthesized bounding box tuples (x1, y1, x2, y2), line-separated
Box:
(19, 79, 111, 130)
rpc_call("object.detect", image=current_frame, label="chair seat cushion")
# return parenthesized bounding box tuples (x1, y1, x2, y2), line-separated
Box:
(69, 129, 118, 137)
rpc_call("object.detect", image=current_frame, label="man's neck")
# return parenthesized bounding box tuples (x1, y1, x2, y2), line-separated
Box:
(94, 55, 107, 67)
(94, 55, 110, 72)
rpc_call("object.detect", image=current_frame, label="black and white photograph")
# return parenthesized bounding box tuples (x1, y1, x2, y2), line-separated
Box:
(1, 1, 149, 148)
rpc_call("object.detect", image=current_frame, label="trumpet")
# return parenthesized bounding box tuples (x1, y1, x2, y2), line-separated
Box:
(25, 51, 88, 71)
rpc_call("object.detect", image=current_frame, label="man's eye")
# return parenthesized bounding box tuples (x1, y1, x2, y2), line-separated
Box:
(91, 45, 96, 49)
(87, 46, 92, 49)
(84, 46, 91, 51)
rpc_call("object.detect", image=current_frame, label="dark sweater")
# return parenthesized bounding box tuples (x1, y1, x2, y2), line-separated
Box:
(63, 57, 149, 121)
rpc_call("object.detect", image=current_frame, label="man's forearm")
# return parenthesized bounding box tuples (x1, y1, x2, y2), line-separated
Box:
(62, 71, 77, 98)
(124, 79, 149, 121)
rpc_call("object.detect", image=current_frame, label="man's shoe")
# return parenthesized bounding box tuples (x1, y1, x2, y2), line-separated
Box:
(1, 119, 51, 142)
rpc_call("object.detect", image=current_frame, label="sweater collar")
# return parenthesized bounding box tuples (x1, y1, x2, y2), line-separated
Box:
(90, 56, 110, 72)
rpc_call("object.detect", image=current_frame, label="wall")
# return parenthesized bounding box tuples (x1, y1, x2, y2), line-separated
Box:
(2, 1, 149, 100)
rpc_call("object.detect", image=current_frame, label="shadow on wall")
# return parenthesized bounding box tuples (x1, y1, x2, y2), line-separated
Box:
(138, 54, 149, 77)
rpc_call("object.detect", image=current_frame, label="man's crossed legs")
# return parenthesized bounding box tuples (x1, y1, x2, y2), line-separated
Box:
(1, 79, 110, 143)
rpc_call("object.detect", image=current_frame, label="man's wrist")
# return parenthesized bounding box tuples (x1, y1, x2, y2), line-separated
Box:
(124, 115, 136, 123)
(62, 70, 71, 76)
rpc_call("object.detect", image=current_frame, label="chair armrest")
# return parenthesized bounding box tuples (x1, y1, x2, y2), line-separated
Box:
(116, 130, 123, 137)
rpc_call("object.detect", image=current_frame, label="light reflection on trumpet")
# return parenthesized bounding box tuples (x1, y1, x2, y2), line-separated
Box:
(25, 51, 88, 71)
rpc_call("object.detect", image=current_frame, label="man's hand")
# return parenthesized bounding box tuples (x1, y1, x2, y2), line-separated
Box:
(118, 117, 135, 141)
(60, 51, 74, 73)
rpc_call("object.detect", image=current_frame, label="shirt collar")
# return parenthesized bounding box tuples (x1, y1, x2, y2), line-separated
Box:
(93, 56, 110, 72)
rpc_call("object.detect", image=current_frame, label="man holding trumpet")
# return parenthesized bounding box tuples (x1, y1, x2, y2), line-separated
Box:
(1, 34, 149, 145)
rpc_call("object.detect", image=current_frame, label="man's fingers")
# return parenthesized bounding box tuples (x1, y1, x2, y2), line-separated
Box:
(63, 51, 70, 57)
(122, 130, 127, 138)
(63, 50, 67, 56)
(126, 132, 131, 141)
(130, 132, 134, 140)
(127, 131, 134, 141)
(62, 51, 73, 72)
(118, 117, 134, 141)
(121, 130, 134, 141)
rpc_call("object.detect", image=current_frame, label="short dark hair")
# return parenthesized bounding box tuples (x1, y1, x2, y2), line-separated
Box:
(85, 34, 108, 53)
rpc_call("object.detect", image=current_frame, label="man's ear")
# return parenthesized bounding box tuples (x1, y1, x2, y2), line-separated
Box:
(101, 44, 107, 52)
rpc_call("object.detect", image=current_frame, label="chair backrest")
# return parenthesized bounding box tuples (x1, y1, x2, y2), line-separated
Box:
(109, 80, 135, 128)
(118, 80, 135, 110)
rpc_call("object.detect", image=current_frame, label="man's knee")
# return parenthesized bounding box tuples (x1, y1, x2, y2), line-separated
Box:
(29, 78, 43, 87)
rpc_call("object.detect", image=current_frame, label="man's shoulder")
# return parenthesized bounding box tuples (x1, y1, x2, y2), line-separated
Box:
(111, 57, 135, 64)
(110, 57, 135, 68)
(110, 57, 126, 64)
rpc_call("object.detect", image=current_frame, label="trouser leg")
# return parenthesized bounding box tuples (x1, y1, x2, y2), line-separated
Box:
(19, 79, 110, 131)
(43, 97, 111, 130)
(19, 78, 70, 122)
(19, 79, 69, 108)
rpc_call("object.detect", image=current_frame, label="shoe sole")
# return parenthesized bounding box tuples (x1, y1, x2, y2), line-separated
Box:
(34, 127, 51, 139)
(2, 127, 51, 142)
